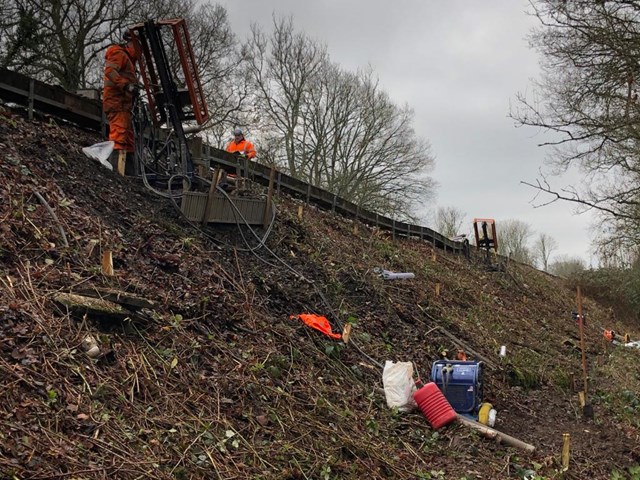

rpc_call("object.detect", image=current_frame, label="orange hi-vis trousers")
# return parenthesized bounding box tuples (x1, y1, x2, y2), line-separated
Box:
(106, 110, 134, 152)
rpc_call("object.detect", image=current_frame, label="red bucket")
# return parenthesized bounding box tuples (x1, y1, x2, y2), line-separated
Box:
(413, 382, 457, 429)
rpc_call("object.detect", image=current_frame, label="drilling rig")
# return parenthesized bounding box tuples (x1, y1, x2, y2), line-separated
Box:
(125, 18, 273, 226)
(127, 18, 209, 186)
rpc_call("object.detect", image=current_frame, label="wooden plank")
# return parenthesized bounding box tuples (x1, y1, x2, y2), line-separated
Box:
(180, 192, 269, 225)
(202, 168, 219, 225)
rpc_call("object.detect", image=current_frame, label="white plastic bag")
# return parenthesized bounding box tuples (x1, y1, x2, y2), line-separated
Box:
(382, 360, 417, 411)
(82, 141, 114, 171)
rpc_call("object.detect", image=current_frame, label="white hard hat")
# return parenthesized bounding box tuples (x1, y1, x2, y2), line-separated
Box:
(233, 127, 243, 136)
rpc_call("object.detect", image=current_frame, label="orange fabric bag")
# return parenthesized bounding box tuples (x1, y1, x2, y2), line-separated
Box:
(290, 314, 342, 340)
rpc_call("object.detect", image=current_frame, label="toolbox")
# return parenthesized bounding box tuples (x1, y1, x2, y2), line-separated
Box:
(430, 360, 484, 417)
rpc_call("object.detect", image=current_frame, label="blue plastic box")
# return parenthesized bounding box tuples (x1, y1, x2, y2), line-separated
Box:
(430, 360, 484, 415)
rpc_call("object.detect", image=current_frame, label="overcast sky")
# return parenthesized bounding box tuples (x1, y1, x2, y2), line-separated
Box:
(221, 0, 597, 264)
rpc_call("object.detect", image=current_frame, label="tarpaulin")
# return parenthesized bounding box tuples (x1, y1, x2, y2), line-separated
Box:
(290, 314, 341, 340)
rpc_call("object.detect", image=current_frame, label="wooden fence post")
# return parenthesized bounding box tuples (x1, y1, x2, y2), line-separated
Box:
(263, 166, 276, 229)
(28, 79, 35, 121)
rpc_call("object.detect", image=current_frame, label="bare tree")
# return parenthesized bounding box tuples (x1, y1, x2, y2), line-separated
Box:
(0, 0, 247, 135)
(298, 61, 359, 188)
(549, 254, 586, 278)
(142, 0, 249, 135)
(321, 67, 436, 218)
(435, 206, 467, 239)
(498, 219, 533, 264)
(514, 1, 640, 256)
(532, 232, 558, 271)
(0, 0, 140, 89)
(243, 17, 435, 219)
(244, 16, 327, 176)
(592, 217, 640, 269)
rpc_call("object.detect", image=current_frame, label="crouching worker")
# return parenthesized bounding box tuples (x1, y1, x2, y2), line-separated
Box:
(103, 30, 141, 176)
(222, 127, 256, 191)
(226, 128, 256, 159)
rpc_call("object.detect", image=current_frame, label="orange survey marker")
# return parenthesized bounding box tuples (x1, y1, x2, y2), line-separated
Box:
(290, 314, 342, 340)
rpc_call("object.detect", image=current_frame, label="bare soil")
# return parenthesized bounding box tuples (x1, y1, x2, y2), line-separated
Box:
(1, 105, 639, 479)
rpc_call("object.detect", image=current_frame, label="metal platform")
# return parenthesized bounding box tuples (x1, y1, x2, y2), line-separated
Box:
(180, 191, 271, 225)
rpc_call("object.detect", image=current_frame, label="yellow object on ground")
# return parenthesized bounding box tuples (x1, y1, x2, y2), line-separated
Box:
(478, 402, 493, 425)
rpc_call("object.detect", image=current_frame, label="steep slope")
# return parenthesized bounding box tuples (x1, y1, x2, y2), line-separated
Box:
(1, 105, 639, 480)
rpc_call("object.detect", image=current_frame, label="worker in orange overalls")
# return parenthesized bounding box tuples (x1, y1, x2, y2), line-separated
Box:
(225, 128, 256, 159)
(103, 31, 141, 175)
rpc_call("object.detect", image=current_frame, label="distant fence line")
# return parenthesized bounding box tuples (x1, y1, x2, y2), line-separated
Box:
(0, 67, 465, 254)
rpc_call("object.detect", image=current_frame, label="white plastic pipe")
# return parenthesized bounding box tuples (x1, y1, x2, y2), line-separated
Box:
(381, 270, 415, 280)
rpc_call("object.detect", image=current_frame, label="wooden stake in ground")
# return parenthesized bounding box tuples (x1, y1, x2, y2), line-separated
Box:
(117, 150, 126, 176)
(263, 166, 276, 229)
(342, 323, 352, 344)
(561, 433, 570, 470)
(101, 251, 114, 276)
(578, 391, 586, 408)
(576, 286, 593, 417)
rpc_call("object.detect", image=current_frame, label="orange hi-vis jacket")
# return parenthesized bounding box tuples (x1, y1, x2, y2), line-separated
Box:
(103, 44, 137, 113)
(226, 138, 256, 159)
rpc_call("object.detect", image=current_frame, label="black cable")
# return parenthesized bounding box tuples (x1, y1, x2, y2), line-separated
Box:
(131, 98, 382, 369)
(214, 186, 383, 369)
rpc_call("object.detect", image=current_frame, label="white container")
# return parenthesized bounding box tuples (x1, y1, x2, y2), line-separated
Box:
(499, 345, 507, 357)
(488, 409, 497, 427)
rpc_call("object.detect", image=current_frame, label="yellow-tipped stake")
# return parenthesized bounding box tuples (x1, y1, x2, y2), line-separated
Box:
(101, 250, 114, 276)
(576, 287, 592, 417)
(117, 150, 126, 176)
(342, 323, 352, 344)
(562, 433, 570, 470)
